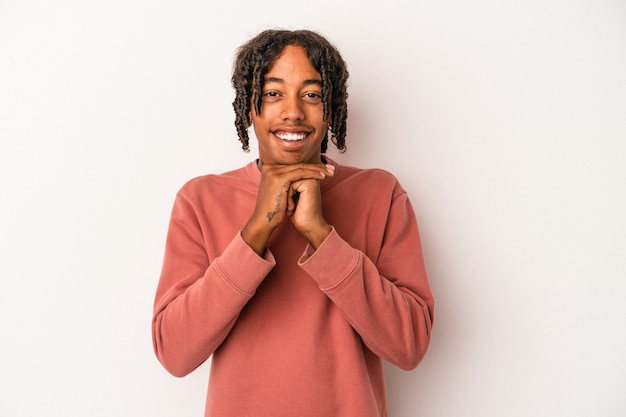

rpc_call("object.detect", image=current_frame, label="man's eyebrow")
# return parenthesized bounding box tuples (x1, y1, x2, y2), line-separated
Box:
(264, 77, 322, 86)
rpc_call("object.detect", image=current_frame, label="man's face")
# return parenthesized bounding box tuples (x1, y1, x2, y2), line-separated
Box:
(251, 45, 327, 166)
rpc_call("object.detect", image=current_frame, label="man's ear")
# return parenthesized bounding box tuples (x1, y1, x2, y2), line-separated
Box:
(248, 96, 256, 125)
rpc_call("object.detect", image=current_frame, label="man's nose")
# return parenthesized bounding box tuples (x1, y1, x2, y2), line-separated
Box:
(280, 95, 305, 121)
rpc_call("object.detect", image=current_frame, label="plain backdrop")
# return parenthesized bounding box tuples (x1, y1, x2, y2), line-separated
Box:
(1, 1, 625, 416)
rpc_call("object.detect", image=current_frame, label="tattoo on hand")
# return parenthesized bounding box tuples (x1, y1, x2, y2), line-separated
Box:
(267, 194, 282, 221)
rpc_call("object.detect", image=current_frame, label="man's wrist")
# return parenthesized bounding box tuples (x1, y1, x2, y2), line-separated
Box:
(241, 220, 273, 256)
(304, 223, 333, 250)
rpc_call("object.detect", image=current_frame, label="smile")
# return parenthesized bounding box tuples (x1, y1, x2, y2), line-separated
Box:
(275, 132, 307, 141)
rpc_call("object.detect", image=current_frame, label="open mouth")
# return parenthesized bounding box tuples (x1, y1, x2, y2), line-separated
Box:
(275, 132, 307, 141)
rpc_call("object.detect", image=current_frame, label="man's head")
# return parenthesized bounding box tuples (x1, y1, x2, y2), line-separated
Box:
(231, 29, 349, 154)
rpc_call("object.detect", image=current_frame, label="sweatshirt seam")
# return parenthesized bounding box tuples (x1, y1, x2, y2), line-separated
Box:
(319, 250, 362, 292)
(213, 258, 257, 297)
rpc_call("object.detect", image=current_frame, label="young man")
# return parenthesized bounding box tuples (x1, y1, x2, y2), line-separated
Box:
(152, 29, 434, 417)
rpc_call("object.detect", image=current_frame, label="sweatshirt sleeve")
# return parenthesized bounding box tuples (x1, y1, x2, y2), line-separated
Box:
(298, 191, 434, 370)
(152, 192, 275, 377)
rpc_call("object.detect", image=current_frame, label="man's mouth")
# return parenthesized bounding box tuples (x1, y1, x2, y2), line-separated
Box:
(275, 132, 307, 141)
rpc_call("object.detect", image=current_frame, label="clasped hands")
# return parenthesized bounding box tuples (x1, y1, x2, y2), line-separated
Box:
(242, 162, 336, 256)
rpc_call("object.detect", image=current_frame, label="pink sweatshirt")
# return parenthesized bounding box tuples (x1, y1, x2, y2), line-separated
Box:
(152, 159, 434, 417)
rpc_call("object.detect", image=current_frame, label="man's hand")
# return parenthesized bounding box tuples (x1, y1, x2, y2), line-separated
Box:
(242, 162, 335, 256)
(288, 177, 333, 248)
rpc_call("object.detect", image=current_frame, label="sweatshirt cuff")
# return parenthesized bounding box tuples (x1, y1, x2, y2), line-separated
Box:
(298, 227, 360, 290)
(214, 232, 276, 296)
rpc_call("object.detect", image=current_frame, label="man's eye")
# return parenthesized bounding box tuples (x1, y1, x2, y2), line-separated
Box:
(304, 92, 322, 102)
(261, 91, 280, 102)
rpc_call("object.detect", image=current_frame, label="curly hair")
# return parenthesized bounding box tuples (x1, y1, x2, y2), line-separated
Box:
(231, 29, 349, 153)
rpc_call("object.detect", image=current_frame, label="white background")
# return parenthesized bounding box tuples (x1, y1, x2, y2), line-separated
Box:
(1, 1, 625, 416)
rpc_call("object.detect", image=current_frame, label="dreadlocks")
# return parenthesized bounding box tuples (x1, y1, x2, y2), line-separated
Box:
(231, 29, 349, 153)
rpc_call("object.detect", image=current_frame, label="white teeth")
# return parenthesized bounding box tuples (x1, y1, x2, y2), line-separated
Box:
(276, 132, 306, 141)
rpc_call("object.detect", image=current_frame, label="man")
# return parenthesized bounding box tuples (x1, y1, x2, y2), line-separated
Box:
(152, 29, 434, 417)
